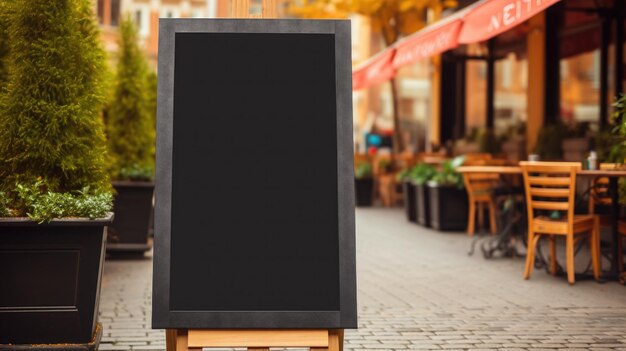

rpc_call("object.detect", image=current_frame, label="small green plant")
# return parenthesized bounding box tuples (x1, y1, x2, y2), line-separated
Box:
(355, 162, 373, 179)
(503, 120, 526, 140)
(106, 17, 155, 181)
(604, 94, 626, 164)
(396, 163, 436, 183)
(478, 128, 501, 153)
(464, 127, 480, 143)
(534, 122, 569, 160)
(430, 156, 465, 188)
(607, 94, 626, 204)
(396, 168, 410, 182)
(118, 164, 155, 182)
(5, 180, 112, 223)
(406, 163, 436, 185)
(569, 121, 590, 138)
(0, 192, 13, 217)
(377, 158, 391, 173)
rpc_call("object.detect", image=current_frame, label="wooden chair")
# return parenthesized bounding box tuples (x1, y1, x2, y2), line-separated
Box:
(519, 161, 601, 284)
(588, 163, 619, 226)
(591, 164, 626, 278)
(376, 153, 418, 207)
(463, 173, 500, 236)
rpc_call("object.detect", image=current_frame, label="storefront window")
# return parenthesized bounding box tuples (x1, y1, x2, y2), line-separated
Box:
(494, 53, 528, 135)
(560, 48, 612, 126)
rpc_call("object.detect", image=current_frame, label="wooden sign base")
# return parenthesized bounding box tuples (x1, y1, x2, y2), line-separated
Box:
(166, 329, 344, 351)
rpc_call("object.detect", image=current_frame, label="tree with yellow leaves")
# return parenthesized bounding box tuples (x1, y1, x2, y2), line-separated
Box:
(290, 0, 456, 153)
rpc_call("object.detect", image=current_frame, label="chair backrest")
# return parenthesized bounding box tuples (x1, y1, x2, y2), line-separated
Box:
(519, 161, 581, 232)
(464, 173, 500, 201)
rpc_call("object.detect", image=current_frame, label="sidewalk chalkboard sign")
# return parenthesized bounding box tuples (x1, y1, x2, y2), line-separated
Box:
(152, 19, 357, 329)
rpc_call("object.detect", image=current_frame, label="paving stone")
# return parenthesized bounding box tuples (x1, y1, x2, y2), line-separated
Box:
(98, 208, 626, 351)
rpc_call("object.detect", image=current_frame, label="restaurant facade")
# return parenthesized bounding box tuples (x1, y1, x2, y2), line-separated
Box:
(352, 0, 626, 157)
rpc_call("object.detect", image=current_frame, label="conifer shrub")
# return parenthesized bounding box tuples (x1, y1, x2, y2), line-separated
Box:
(0, 0, 112, 221)
(106, 17, 155, 181)
(146, 70, 158, 160)
(0, 1, 11, 86)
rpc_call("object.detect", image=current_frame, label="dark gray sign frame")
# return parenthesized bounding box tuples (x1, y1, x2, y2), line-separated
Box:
(152, 18, 357, 329)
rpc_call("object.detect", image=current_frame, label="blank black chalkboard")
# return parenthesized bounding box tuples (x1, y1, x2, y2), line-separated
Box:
(153, 19, 356, 329)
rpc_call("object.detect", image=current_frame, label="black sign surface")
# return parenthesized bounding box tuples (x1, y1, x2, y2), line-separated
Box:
(153, 19, 356, 329)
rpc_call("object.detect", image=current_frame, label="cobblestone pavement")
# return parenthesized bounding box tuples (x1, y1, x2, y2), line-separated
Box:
(99, 208, 626, 351)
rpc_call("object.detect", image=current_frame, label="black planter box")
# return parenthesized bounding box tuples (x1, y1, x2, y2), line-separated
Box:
(403, 181, 417, 222)
(427, 183, 469, 231)
(415, 183, 431, 227)
(355, 178, 374, 207)
(108, 181, 154, 254)
(0, 215, 112, 345)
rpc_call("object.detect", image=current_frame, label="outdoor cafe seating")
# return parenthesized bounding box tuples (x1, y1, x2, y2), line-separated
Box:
(456, 160, 626, 284)
(464, 173, 499, 236)
(519, 161, 601, 285)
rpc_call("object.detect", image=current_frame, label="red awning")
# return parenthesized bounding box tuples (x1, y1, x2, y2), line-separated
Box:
(392, 18, 463, 68)
(351, 0, 564, 90)
(458, 0, 561, 44)
(352, 49, 395, 91)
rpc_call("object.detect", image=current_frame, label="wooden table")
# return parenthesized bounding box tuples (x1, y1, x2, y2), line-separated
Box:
(458, 165, 626, 280)
(457, 166, 522, 174)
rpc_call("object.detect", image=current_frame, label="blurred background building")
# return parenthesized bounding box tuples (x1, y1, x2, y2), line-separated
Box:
(94, 0, 290, 66)
(93, 0, 625, 158)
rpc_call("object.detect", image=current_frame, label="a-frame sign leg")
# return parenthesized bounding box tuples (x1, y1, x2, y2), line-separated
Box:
(166, 329, 175, 351)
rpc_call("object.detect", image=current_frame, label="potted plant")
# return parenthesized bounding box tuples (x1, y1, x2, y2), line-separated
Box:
(355, 162, 374, 207)
(562, 121, 591, 162)
(0, 0, 113, 347)
(427, 156, 468, 231)
(607, 95, 626, 205)
(105, 18, 156, 256)
(454, 127, 481, 155)
(478, 128, 501, 154)
(410, 163, 437, 227)
(397, 169, 417, 222)
(535, 121, 569, 160)
(501, 121, 526, 163)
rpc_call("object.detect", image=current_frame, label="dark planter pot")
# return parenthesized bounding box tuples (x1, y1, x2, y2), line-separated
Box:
(0, 215, 112, 346)
(403, 181, 417, 222)
(415, 183, 430, 227)
(108, 181, 154, 255)
(355, 177, 374, 207)
(427, 182, 469, 231)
